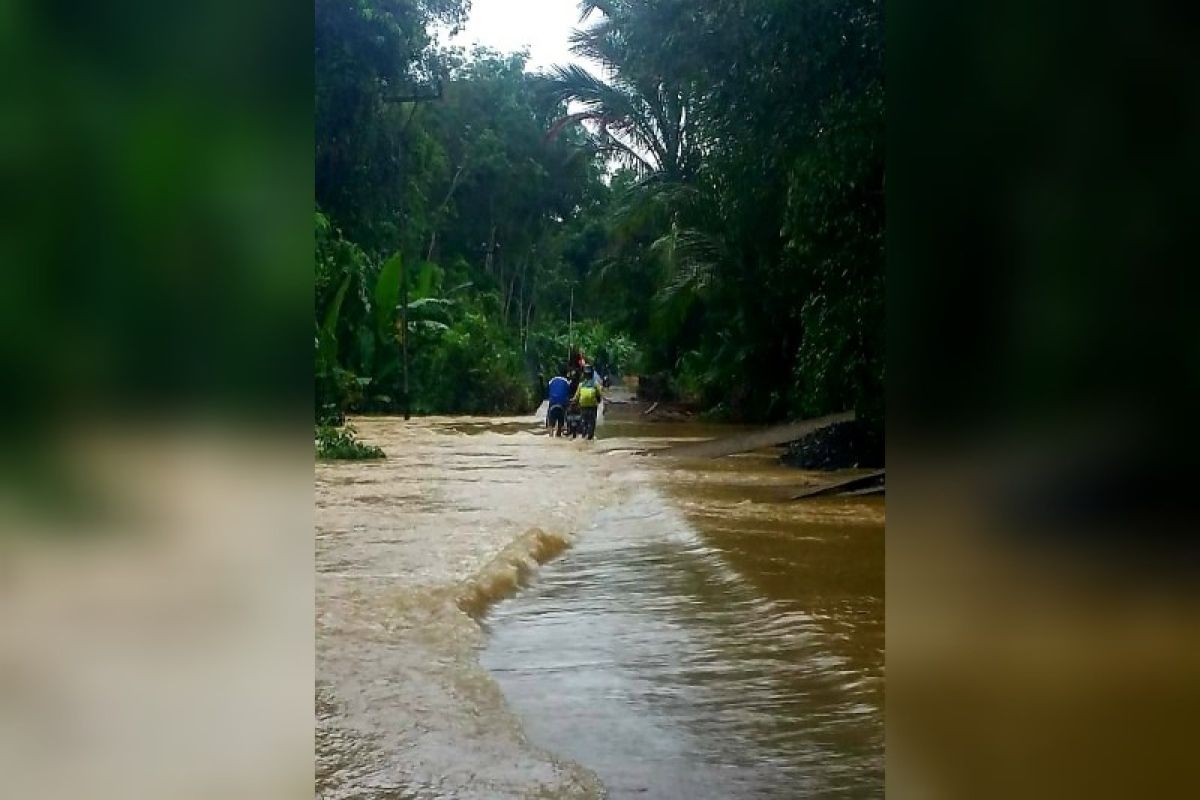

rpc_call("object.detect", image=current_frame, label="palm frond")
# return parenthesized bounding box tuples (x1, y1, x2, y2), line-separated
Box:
(577, 0, 621, 24)
(568, 23, 626, 67)
(545, 110, 608, 142)
(544, 64, 668, 171)
(650, 226, 721, 289)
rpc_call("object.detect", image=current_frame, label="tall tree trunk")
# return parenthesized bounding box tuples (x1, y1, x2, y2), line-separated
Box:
(519, 259, 528, 329)
(425, 164, 465, 263)
(483, 224, 496, 274)
(518, 271, 529, 345)
(503, 267, 518, 325)
(523, 298, 535, 352)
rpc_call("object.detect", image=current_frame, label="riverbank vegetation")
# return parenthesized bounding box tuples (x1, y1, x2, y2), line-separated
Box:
(315, 0, 883, 454)
(316, 423, 387, 460)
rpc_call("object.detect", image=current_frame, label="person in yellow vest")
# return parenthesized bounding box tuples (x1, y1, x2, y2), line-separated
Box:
(571, 364, 604, 440)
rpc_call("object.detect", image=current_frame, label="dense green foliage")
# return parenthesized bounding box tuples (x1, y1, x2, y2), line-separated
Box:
(548, 0, 884, 428)
(316, 424, 386, 459)
(315, 0, 883, 440)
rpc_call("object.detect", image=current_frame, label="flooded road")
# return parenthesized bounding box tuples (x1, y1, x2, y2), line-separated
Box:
(316, 408, 883, 799)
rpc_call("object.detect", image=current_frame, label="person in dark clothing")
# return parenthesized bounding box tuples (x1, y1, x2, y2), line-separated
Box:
(567, 363, 582, 398)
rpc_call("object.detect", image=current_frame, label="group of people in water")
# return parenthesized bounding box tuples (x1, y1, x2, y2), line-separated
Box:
(545, 353, 609, 441)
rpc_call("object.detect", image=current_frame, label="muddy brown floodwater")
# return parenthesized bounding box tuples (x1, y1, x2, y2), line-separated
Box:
(316, 406, 883, 799)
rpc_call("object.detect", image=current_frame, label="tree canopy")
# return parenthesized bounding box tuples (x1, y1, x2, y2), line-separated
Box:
(315, 0, 883, 445)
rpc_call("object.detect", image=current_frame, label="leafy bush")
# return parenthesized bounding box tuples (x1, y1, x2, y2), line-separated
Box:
(410, 305, 535, 414)
(315, 424, 385, 460)
(526, 319, 642, 383)
(672, 350, 707, 403)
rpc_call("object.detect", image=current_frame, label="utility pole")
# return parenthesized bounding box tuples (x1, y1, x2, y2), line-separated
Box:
(568, 284, 574, 363)
(401, 257, 410, 421)
(386, 79, 442, 425)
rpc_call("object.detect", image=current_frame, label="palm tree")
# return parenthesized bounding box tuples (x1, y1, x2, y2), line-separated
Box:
(544, 0, 723, 363)
(543, 1, 701, 184)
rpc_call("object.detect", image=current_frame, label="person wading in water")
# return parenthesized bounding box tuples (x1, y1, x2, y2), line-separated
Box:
(545, 369, 571, 437)
(566, 351, 585, 398)
(570, 364, 604, 441)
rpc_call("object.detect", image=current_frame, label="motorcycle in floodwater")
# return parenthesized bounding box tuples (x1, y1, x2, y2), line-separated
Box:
(565, 402, 584, 439)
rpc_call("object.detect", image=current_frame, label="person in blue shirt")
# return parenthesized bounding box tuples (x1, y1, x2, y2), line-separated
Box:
(546, 369, 572, 437)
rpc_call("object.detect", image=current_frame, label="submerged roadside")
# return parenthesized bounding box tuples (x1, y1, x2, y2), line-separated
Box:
(316, 415, 617, 799)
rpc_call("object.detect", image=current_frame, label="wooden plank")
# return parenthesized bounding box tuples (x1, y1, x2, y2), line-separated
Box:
(841, 485, 885, 497)
(789, 469, 885, 501)
(655, 411, 855, 460)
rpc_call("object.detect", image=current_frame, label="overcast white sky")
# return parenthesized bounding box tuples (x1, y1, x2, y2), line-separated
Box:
(443, 0, 596, 74)
(440, 0, 626, 171)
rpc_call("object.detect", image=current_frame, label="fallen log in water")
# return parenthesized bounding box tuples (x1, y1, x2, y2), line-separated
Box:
(789, 469, 885, 501)
(654, 411, 855, 460)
